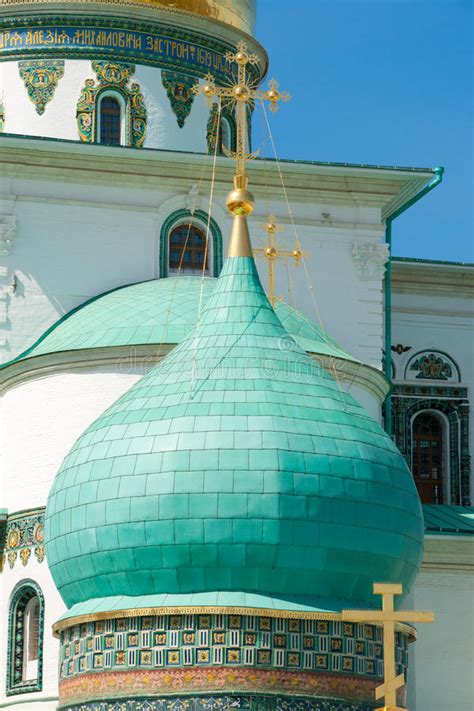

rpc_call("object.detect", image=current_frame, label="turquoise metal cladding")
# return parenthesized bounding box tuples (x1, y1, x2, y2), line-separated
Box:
(45, 255, 424, 611)
(3, 277, 356, 369)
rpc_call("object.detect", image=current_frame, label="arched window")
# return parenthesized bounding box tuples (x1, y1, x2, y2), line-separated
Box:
(169, 223, 208, 273)
(160, 209, 223, 278)
(412, 412, 444, 504)
(99, 94, 122, 146)
(7, 581, 44, 695)
(24, 597, 40, 680)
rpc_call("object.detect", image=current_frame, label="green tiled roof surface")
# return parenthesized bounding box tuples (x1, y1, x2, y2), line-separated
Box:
(423, 505, 474, 535)
(3, 277, 357, 367)
(45, 256, 423, 613)
(58, 592, 368, 623)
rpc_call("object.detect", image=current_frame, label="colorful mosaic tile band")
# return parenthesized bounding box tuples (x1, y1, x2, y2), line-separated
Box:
(62, 693, 377, 711)
(60, 668, 378, 707)
(1, 508, 45, 570)
(58, 613, 408, 706)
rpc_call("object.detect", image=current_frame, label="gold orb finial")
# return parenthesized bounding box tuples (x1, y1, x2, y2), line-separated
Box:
(226, 175, 255, 216)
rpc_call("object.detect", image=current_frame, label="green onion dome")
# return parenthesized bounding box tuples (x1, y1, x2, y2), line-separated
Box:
(2, 277, 357, 367)
(45, 256, 424, 613)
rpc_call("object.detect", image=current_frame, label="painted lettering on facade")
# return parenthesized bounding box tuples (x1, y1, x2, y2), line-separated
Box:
(0, 26, 234, 80)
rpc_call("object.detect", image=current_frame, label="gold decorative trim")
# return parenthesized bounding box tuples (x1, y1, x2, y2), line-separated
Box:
(52, 605, 417, 640)
(0, 0, 256, 36)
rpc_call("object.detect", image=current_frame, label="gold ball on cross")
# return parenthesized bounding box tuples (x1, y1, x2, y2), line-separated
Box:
(235, 51, 248, 64)
(267, 89, 280, 103)
(203, 84, 215, 97)
(265, 247, 277, 257)
(234, 85, 250, 101)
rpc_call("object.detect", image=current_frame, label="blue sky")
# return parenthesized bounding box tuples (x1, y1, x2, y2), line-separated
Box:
(254, 0, 473, 262)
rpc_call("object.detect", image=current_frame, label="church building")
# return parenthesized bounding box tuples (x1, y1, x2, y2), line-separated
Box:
(0, 2, 472, 711)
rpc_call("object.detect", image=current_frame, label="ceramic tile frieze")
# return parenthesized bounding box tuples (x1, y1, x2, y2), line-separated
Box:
(2, 508, 45, 571)
(59, 612, 408, 705)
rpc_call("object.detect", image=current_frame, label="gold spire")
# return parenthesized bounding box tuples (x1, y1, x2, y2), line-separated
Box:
(193, 41, 290, 257)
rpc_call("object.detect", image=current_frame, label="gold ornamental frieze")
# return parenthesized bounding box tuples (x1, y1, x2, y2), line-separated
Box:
(1, 507, 46, 571)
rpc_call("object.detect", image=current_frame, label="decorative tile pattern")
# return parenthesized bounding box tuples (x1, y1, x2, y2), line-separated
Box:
(76, 61, 146, 147)
(2, 508, 45, 570)
(18, 60, 64, 114)
(59, 613, 408, 685)
(405, 351, 460, 382)
(0, 16, 262, 88)
(161, 71, 195, 128)
(62, 693, 376, 711)
(60, 667, 379, 707)
(6, 580, 44, 696)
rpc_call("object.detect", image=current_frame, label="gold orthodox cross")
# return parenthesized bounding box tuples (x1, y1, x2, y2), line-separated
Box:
(193, 41, 290, 177)
(254, 215, 306, 305)
(342, 583, 435, 711)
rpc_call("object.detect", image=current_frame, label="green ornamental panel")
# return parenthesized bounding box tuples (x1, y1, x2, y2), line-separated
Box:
(45, 255, 424, 612)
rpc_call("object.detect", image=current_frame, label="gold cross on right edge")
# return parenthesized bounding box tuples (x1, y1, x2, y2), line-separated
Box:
(342, 584, 435, 711)
(254, 215, 307, 305)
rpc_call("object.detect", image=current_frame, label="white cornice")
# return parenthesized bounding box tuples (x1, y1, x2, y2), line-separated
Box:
(0, 136, 435, 211)
(392, 261, 474, 297)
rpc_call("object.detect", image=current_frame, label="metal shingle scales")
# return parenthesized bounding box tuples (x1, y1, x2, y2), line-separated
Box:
(45, 247, 425, 615)
(1, 277, 358, 367)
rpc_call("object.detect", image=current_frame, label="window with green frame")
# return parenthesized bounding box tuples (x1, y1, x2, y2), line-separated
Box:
(6, 580, 44, 696)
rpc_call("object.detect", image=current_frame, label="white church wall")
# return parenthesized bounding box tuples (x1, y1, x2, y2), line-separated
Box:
(0, 60, 209, 152)
(2, 166, 388, 382)
(407, 541, 474, 711)
(1, 369, 144, 513)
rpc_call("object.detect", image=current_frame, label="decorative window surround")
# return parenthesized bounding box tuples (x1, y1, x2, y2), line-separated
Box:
(159, 208, 223, 278)
(18, 60, 65, 115)
(77, 61, 146, 148)
(6, 580, 45, 696)
(351, 242, 389, 280)
(392, 384, 471, 505)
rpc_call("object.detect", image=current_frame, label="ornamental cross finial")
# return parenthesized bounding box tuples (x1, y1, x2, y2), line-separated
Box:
(254, 215, 307, 305)
(193, 41, 290, 178)
(342, 584, 435, 711)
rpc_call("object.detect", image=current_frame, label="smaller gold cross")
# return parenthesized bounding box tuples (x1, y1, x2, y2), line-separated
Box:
(342, 583, 435, 711)
(254, 215, 307, 305)
(193, 41, 290, 178)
